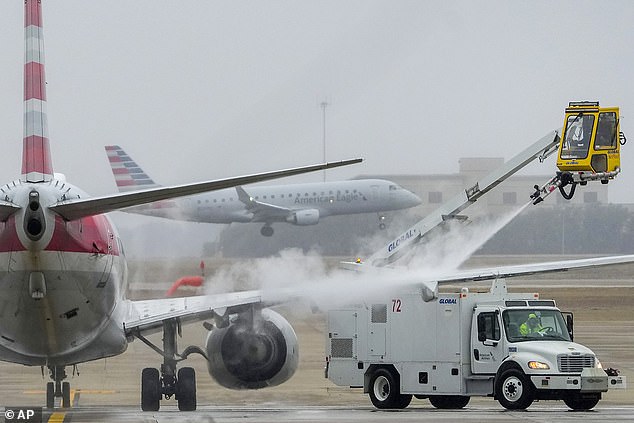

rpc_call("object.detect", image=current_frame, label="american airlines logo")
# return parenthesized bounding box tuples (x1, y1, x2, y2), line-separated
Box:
(294, 192, 362, 205)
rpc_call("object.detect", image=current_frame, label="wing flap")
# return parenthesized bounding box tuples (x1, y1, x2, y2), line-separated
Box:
(124, 290, 263, 336)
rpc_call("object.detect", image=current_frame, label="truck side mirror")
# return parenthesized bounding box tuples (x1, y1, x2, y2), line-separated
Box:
(566, 314, 574, 341)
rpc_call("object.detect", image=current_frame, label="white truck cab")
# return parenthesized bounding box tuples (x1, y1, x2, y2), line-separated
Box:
(325, 280, 625, 410)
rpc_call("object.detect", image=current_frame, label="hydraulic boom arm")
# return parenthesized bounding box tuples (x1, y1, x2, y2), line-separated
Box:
(362, 130, 561, 267)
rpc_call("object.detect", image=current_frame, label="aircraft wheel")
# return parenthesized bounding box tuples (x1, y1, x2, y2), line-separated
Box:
(46, 382, 54, 409)
(563, 393, 600, 410)
(260, 226, 274, 237)
(496, 368, 534, 410)
(62, 382, 71, 408)
(429, 395, 470, 409)
(141, 368, 161, 412)
(177, 367, 197, 411)
(368, 368, 412, 409)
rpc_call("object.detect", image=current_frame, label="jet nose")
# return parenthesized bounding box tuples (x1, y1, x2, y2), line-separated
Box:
(390, 186, 421, 209)
(403, 189, 422, 208)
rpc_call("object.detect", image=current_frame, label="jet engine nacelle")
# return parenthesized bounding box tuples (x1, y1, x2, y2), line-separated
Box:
(287, 209, 319, 226)
(205, 308, 299, 390)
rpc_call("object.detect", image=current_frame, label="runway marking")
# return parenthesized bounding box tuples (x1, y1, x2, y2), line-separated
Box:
(47, 412, 65, 423)
(23, 389, 117, 395)
(23, 388, 116, 412)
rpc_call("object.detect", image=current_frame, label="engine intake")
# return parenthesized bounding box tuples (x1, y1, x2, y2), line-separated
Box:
(287, 209, 319, 226)
(206, 309, 299, 389)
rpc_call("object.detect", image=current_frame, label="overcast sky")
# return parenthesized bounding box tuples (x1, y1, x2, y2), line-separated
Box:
(1, 1, 633, 203)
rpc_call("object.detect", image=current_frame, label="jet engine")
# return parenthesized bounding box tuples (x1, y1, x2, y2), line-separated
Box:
(205, 308, 299, 389)
(287, 209, 319, 226)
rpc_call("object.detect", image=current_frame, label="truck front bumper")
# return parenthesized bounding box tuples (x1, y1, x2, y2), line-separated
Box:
(530, 368, 626, 392)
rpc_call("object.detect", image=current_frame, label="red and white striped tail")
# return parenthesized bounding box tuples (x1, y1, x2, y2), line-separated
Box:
(105, 145, 159, 192)
(22, 0, 53, 183)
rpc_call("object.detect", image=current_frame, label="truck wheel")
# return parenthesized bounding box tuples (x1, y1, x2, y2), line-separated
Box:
(563, 394, 600, 410)
(495, 368, 534, 410)
(368, 369, 412, 409)
(429, 395, 470, 409)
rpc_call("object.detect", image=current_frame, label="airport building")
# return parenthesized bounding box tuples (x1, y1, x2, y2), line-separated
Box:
(357, 157, 609, 218)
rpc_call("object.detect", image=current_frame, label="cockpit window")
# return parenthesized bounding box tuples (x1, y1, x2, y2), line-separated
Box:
(389, 185, 398, 191)
(502, 309, 571, 342)
(561, 114, 595, 159)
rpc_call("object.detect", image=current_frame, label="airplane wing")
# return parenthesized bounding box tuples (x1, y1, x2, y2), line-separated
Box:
(122, 254, 634, 333)
(0, 200, 21, 222)
(48, 159, 361, 221)
(431, 254, 634, 285)
(343, 254, 634, 289)
(235, 186, 294, 221)
(123, 290, 265, 336)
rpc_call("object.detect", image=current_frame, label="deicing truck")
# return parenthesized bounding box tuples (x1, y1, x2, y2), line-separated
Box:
(325, 280, 625, 410)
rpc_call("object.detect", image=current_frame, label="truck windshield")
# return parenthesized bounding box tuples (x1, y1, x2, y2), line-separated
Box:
(502, 309, 571, 343)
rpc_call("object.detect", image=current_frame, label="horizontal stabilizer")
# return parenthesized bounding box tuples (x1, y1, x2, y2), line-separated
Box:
(49, 158, 362, 221)
(0, 200, 21, 222)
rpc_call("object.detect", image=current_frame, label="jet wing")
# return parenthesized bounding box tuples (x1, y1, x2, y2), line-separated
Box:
(235, 186, 293, 221)
(343, 254, 634, 287)
(123, 254, 634, 334)
(123, 290, 265, 336)
(431, 254, 634, 285)
(48, 159, 361, 221)
(0, 200, 21, 222)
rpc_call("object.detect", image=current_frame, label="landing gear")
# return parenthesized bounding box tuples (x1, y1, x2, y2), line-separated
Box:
(177, 367, 196, 411)
(135, 319, 206, 411)
(260, 225, 274, 237)
(141, 368, 160, 412)
(45, 366, 71, 408)
(46, 382, 54, 409)
(563, 393, 601, 410)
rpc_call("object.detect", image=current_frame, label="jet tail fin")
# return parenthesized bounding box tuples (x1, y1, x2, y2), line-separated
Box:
(105, 145, 160, 192)
(22, 0, 53, 182)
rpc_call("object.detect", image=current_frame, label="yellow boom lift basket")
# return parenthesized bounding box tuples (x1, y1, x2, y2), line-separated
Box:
(557, 101, 623, 176)
(531, 101, 626, 204)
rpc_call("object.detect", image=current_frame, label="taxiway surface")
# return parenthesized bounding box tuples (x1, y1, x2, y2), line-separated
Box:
(0, 256, 632, 422)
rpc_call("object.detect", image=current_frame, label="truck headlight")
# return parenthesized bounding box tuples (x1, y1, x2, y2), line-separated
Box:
(528, 361, 550, 370)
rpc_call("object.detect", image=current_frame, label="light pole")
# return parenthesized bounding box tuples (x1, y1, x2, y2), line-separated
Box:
(320, 100, 328, 182)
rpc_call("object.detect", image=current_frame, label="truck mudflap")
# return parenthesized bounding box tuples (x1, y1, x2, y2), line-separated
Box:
(530, 368, 614, 393)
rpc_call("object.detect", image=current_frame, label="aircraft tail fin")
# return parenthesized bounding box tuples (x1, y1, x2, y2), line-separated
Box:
(105, 145, 160, 192)
(22, 0, 53, 182)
